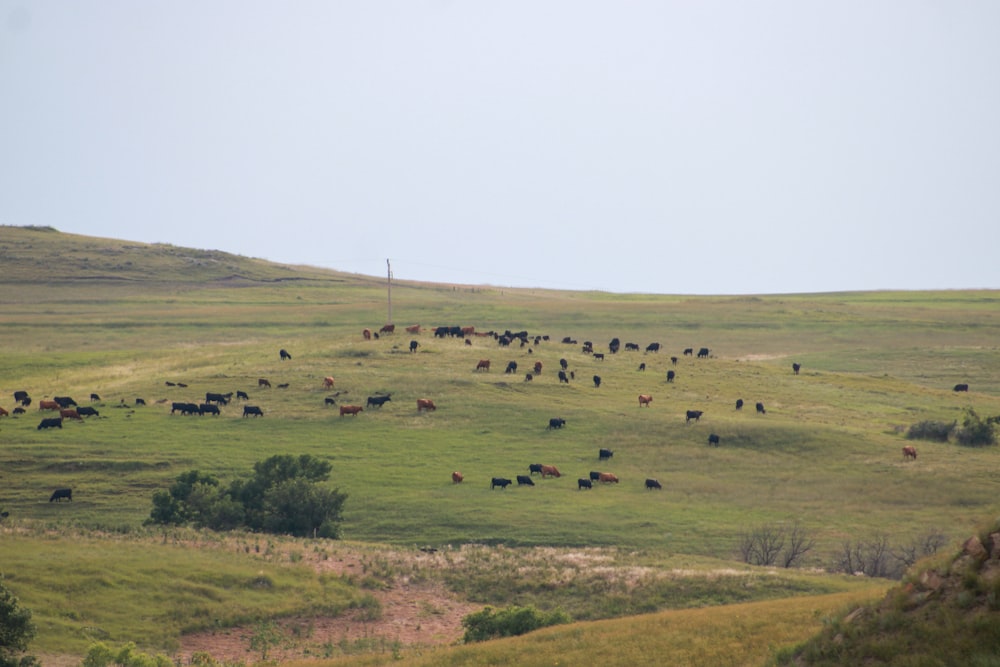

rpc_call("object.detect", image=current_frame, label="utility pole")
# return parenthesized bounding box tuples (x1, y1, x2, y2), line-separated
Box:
(386, 259, 393, 326)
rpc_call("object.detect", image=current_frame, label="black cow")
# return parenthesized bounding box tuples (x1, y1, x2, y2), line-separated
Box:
(609, 338, 620, 354)
(20, 396, 30, 407)
(528, 463, 543, 475)
(49, 488, 72, 502)
(953, 383, 969, 392)
(135, 398, 146, 406)
(646, 342, 661, 353)
(409, 340, 419, 353)
(593, 353, 604, 361)
(708, 433, 720, 446)
(548, 417, 566, 429)
(670, 356, 678, 364)
(13, 391, 29, 404)
(324, 397, 336, 406)
(77, 406, 99, 417)
(434, 326, 450, 338)
(593, 375, 602, 388)
(625, 342, 639, 351)
(90, 393, 101, 402)
(645, 478, 662, 490)
(683, 348, 693, 356)
(756, 402, 766, 414)
(54, 396, 76, 408)
(666, 370, 675, 382)
(578, 478, 593, 490)
(171, 402, 196, 415)
(199, 403, 220, 416)
(685, 410, 703, 423)
(516, 475, 535, 486)
(505, 361, 518, 374)
(599, 448, 614, 460)
(280, 348, 292, 360)
(491, 477, 512, 490)
(559, 358, 568, 370)
(236, 390, 249, 400)
(697, 347, 710, 358)
(243, 405, 264, 418)
(205, 392, 231, 405)
(638, 363, 646, 372)
(37, 417, 62, 430)
(735, 398, 744, 410)
(558, 370, 569, 383)
(13, 407, 25, 415)
(366, 395, 392, 408)
(792, 363, 801, 374)
(589, 471, 602, 481)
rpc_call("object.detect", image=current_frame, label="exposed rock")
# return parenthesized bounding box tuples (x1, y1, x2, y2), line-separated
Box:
(963, 535, 987, 560)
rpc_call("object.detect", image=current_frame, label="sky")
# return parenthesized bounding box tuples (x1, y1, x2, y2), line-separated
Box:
(1, 2, 998, 295)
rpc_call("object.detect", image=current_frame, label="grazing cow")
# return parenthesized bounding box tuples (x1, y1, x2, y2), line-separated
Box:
(165, 381, 176, 386)
(37, 417, 63, 430)
(199, 403, 220, 416)
(13, 391, 29, 404)
(476, 359, 491, 372)
(20, 397, 30, 407)
(638, 394, 653, 407)
(792, 363, 801, 374)
(465, 339, 472, 346)
(505, 361, 518, 374)
(593, 375, 602, 388)
(339, 405, 364, 417)
(683, 348, 693, 356)
(380, 324, 395, 335)
(135, 398, 146, 406)
(645, 478, 662, 490)
(54, 396, 76, 408)
(599, 448, 614, 460)
(582, 342, 593, 354)
(666, 370, 675, 382)
(49, 488, 72, 502)
(77, 406, 99, 417)
(13, 407, 25, 415)
(434, 326, 450, 338)
(735, 398, 744, 410)
(258, 378, 271, 388)
(548, 417, 566, 429)
(609, 338, 621, 354)
(646, 342, 661, 353)
(280, 348, 292, 360)
(366, 395, 392, 408)
(625, 342, 639, 352)
(671, 356, 678, 365)
(953, 383, 969, 392)
(516, 475, 535, 486)
(560, 358, 568, 370)
(589, 471, 602, 481)
(533, 361, 543, 374)
(363, 328, 372, 340)
(59, 408, 82, 421)
(237, 390, 249, 400)
(171, 401, 189, 414)
(243, 405, 264, 418)
(277, 383, 289, 389)
(708, 433, 720, 446)
(205, 392, 231, 405)
(452, 471, 464, 483)
(593, 353, 605, 361)
(638, 363, 646, 372)
(697, 347, 710, 358)
(528, 463, 543, 475)
(685, 410, 703, 423)
(598, 472, 619, 484)
(323, 377, 335, 389)
(578, 478, 593, 490)
(409, 340, 419, 353)
(490, 477, 512, 490)
(902, 445, 918, 460)
(90, 393, 101, 402)
(540, 465, 561, 478)
(0, 407, 7, 417)
(416, 398, 437, 412)
(756, 402, 766, 415)
(406, 324, 421, 334)
(558, 370, 569, 383)
(39, 400, 60, 411)
(324, 397, 337, 406)
(461, 326, 475, 337)
(176, 383, 188, 388)
(524, 373, 533, 382)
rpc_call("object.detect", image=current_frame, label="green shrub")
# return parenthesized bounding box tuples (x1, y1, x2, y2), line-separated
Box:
(461, 605, 571, 643)
(0, 578, 37, 667)
(82, 642, 171, 667)
(954, 409, 997, 447)
(906, 420, 955, 442)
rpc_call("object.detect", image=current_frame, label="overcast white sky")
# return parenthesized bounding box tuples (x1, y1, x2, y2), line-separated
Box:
(2, 2, 998, 294)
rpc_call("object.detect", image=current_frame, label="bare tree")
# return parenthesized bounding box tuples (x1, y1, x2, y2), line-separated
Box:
(738, 523, 815, 568)
(781, 522, 816, 568)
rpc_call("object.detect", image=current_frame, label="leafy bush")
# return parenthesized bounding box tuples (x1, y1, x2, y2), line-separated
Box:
(906, 420, 955, 442)
(953, 408, 997, 447)
(461, 605, 570, 643)
(0, 578, 37, 667)
(82, 642, 171, 667)
(146, 455, 347, 538)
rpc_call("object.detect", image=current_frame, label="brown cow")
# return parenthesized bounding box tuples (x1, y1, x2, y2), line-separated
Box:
(461, 326, 475, 337)
(380, 324, 395, 334)
(533, 361, 543, 374)
(540, 465, 561, 478)
(598, 472, 619, 483)
(323, 376, 335, 389)
(476, 359, 491, 372)
(902, 445, 917, 461)
(416, 398, 437, 412)
(258, 378, 271, 388)
(39, 399, 60, 411)
(339, 405, 363, 417)
(406, 324, 421, 334)
(452, 471, 464, 483)
(0, 407, 8, 417)
(638, 394, 653, 407)
(59, 408, 82, 420)
(363, 328, 372, 340)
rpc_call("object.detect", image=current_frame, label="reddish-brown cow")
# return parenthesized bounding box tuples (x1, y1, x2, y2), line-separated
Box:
(638, 394, 653, 407)
(452, 471, 464, 483)
(339, 405, 363, 417)
(540, 465, 561, 478)
(417, 398, 437, 412)
(902, 445, 917, 460)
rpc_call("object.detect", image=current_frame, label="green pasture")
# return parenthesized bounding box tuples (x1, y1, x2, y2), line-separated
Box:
(1, 227, 1000, 660)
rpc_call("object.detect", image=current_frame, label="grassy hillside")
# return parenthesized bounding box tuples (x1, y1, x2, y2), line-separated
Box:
(1, 226, 999, 663)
